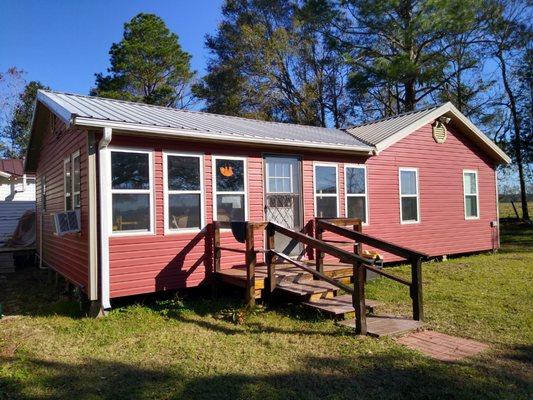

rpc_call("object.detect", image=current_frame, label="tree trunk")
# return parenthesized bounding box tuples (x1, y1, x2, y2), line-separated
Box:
(498, 51, 529, 220)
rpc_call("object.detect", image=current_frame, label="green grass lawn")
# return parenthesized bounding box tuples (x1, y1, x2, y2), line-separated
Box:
(499, 202, 533, 219)
(1, 223, 532, 399)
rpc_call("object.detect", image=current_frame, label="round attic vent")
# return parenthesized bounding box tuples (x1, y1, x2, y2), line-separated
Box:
(432, 121, 447, 143)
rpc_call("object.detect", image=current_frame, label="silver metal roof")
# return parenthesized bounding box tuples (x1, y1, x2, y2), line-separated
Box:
(346, 105, 441, 146)
(37, 90, 372, 151)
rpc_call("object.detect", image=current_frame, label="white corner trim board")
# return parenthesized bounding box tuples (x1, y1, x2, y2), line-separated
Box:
(98, 126, 112, 310)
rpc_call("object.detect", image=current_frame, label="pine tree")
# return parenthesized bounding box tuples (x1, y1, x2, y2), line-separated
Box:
(92, 13, 194, 108)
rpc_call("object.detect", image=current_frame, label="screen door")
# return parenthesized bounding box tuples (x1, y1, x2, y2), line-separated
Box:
(264, 155, 302, 255)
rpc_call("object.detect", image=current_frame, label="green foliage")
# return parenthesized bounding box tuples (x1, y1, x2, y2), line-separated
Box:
(92, 13, 194, 108)
(339, 0, 484, 114)
(1, 80, 48, 158)
(194, 0, 351, 127)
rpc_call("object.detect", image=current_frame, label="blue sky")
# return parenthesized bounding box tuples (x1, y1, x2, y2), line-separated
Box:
(0, 0, 223, 95)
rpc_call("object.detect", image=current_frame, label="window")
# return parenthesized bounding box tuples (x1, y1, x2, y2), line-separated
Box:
(64, 151, 80, 210)
(164, 152, 204, 232)
(213, 156, 247, 222)
(345, 165, 368, 224)
(463, 170, 479, 219)
(110, 149, 153, 234)
(64, 156, 72, 210)
(314, 164, 338, 218)
(72, 151, 80, 208)
(399, 168, 420, 223)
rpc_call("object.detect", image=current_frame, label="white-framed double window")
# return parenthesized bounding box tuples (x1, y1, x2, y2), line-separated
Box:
(463, 170, 479, 219)
(163, 151, 205, 233)
(399, 167, 420, 224)
(314, 163, 339, 218)
(64, 150, 80, 210)
(345, 164, 368, 224)
(108, 147, 154, 235)
(212, 155, 248, 222)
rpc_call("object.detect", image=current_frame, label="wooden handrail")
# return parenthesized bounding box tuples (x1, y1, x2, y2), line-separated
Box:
(268, 222, 411, 286)
(317, 218, 424, 322)
(268, 222, 375, 267)
(317, 219, 429, 260)
(271, 251, 355, 294)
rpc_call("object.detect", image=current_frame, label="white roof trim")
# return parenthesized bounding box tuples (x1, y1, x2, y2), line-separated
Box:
(36, 90, 75, 125)
(373, 102, 511, 164)
(72, 116, 374, 154)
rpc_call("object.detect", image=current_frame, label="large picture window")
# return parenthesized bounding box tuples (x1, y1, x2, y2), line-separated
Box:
(110, 149, 153, 234)
(345, 165, 368, 224)
(399, 168, 420, 223)
(213, 156, 247, 222)
(314, 164, 338, 218)
(164, 152, 204, 232)
(463, 170, 479, 219)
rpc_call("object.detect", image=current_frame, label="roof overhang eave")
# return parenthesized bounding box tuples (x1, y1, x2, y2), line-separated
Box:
(73, 117, 375, 155)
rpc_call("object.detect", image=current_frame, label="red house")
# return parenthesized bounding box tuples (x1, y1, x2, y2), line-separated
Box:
(25, 90, 510, 311)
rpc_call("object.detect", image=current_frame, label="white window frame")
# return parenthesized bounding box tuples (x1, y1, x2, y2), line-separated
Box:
(64, 156, 72, 211)
(344, 164, 369, 225)
(72, 150, 81, 209)
(463, 169, 480, 220)
(266, 159, 294, 194)
(399, 167, 420, 224)
(107, 146, 155, 236)
(313, 162, 339, 218)
(212, 155, 248, 224)
(163, 151, 205, 234)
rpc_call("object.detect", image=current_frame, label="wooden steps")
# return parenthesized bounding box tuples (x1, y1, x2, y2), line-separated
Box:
(338, 316, 424, 337)
(302, 294, 380, 317)
(276, 279, 338, 301)
(217, 262, 353, 294)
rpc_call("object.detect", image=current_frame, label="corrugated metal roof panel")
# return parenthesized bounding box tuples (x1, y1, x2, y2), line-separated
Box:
(38, 90, 373, 149)
(346, 106, 441, 146)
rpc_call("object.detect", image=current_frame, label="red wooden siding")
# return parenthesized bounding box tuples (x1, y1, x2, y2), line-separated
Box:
(363, 123, 498, 260)
(107, 120, 498, 297)
(35, 116, 90, 290)
(106, 135, 366, 298)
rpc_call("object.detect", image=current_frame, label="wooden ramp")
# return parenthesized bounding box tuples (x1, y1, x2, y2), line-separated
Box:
(339, 316, 424, 337)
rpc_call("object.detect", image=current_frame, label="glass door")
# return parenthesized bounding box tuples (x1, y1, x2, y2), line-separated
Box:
(264, 155, 302, 255)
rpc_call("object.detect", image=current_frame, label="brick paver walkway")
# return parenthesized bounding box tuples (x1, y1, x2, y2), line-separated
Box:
(397, 330, 489, 362)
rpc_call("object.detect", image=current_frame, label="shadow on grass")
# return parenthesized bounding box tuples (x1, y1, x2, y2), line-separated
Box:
(1, 349, 531, 400)
(0, 267, 84, 319)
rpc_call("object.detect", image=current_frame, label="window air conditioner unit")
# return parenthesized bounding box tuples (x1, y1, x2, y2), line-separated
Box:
(51, 210, 81, 235)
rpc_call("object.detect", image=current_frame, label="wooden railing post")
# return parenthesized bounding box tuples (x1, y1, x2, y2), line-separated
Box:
(315, 220, 324, 274)
(244, 222, 256, 308)
(353, 221, 366, 334)
(411, 257, 423, 321)
(265, 224, 277, 294)
(353, 260, 367, 335)
(213, 221, 221, 273)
